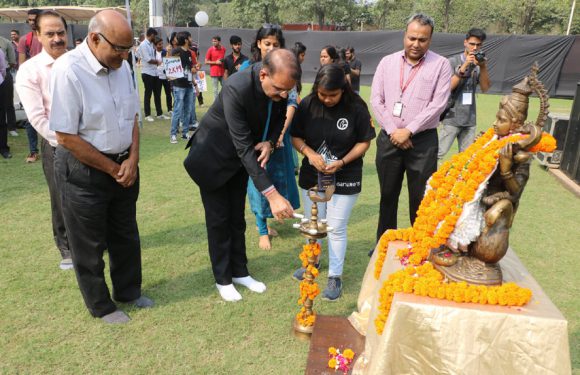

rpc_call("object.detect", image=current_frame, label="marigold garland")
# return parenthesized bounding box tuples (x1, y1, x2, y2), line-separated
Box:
(374, 128, 526, 278)
(528, 132, 557, 153)
(296, 307, 316, 326)
(298, 280, 320, 304)
(296, 242, 322, 327)
(299, 242, 321, 268)
(374, 262, 532, 335)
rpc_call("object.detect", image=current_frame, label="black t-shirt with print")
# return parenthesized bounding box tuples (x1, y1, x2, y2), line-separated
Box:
(171, 47, 193, 88)
(291, 94, 375, 195)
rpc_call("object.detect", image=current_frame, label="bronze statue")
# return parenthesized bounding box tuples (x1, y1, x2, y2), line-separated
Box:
(432, 64, 549, 285)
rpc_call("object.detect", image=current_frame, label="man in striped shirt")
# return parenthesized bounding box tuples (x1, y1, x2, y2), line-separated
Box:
(370, 13, 452, 242)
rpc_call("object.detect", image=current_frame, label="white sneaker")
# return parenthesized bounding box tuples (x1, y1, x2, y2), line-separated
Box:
(8, 130, 18, 137)
(157, 114, 170, 120)
(145, 116, 154, 122)
(170, 135, 178, 144)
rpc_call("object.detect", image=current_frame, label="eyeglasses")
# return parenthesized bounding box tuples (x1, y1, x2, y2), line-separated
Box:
(268, 75, 290, 96)
(262, 23, 281, 30)
(98, 33, 132, 53)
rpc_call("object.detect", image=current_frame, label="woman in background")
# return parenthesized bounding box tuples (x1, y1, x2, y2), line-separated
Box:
(320, 45, 351, 85)
(242, 25, 301, 250)
(291, 64, 375, 301)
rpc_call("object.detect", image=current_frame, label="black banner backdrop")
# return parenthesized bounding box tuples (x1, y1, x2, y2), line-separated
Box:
(2, 23, 578, 98)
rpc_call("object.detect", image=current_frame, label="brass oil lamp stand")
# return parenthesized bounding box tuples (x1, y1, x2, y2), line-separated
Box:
(292, 186, 335, 339)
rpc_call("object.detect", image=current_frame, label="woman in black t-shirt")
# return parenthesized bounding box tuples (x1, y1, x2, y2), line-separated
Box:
(290, 64, 375, 301)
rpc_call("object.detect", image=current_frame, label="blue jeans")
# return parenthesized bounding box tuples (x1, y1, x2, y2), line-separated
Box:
(301, 189, 358, 277)
(187, 89, 198, 127)
(25, 121, 38, 153)
(211, 76, 223, 101)
(170, 86, 193, 137)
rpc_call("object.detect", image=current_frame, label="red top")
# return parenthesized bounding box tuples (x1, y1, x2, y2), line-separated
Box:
(205, 46, 225, 77)
(17, 32, 42, 59)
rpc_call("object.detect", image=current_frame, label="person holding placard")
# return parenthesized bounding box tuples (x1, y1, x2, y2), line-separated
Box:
(168, 32, 196, 144)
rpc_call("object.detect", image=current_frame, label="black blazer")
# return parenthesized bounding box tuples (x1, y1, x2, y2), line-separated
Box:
(183, 63, 286, 192)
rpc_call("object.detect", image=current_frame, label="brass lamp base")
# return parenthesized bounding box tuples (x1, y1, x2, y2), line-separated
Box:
(292, 317, 314, 341)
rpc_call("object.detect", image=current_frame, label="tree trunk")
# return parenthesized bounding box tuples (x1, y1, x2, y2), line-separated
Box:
(443, 0, 451, 32)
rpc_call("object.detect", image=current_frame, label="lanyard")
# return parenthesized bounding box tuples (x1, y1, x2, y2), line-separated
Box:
(399, 57, 424, 98)
(261, 100, 273, 142)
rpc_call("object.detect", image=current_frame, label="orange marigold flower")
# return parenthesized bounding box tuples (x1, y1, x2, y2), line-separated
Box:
(343, 348, 355, 360)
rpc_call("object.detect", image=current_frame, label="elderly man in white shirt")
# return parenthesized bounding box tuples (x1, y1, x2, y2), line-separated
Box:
(15, 10, 72, 269)
(49, 10, 153, 324)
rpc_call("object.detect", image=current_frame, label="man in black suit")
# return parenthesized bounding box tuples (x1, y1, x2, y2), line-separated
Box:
(184, 49, 299, 302)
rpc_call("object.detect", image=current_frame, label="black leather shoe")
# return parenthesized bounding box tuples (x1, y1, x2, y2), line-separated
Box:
(1, 151, 12, 159)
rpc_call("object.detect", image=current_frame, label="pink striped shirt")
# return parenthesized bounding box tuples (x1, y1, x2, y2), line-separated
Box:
(370, 50, 452, 135)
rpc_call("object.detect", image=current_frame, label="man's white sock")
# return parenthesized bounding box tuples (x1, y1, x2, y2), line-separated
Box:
(232, 276, 267, 293)
(216, 283, 242, 302)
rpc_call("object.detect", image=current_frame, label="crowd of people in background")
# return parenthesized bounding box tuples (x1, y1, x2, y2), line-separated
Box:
(0, 9, 491, 318)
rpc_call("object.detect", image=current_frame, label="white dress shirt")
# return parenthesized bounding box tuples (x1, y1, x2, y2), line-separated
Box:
(15, 49, 59, 147)
(49, 41, 140, 154)
(137, 39, 157, 76)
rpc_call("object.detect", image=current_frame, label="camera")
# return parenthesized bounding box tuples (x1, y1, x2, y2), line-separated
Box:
(473, 51, 486, 63)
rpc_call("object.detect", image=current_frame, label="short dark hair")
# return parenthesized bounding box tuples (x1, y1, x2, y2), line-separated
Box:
(230, 35, 242, 45)
(28, 9, 41, 16)
(36, 10, 68, 32)
(346, 46, 354, 54)
(146, 27, 158, 37)
(466, 28, 486, 42)
(11, 29, 19, 35)
(154, 36, 163, 45)
(176, 31, 188, 47)
(75, 38, 83, 43)
(406, 13, 435, 35)
(212, 35, 221, 41)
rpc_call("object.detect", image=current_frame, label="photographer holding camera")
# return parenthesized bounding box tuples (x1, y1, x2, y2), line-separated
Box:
(438, 28, 490, 159)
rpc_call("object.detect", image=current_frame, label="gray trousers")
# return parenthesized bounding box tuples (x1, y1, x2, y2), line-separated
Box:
(437, 124, 476, 159)
(41, 138, 70, 259)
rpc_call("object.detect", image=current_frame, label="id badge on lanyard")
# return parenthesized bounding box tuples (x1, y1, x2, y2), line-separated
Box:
(393, 102, 403, 117)
(395, 58, 424, 118)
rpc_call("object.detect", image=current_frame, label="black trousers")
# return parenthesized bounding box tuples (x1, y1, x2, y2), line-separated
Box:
(160, 79, 172, 111)
(199, 168, 250, 285)
(54, 147, 142, 317)
(1, 73, 17, 131)
(142, 73, 162, 117)
(40, 138, 70, 259)
(0, 73, 12, 153)
(375, 128, 438, 242)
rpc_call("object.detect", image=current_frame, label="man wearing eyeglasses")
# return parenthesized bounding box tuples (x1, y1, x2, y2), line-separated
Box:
(15, 10, 72, 270)
(49, 10, 152, 324)
(184, 49, 298, 303)
(438, 28, 490, 159)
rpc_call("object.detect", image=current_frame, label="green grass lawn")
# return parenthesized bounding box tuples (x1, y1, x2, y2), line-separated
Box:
(0, 83, 578, 374)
